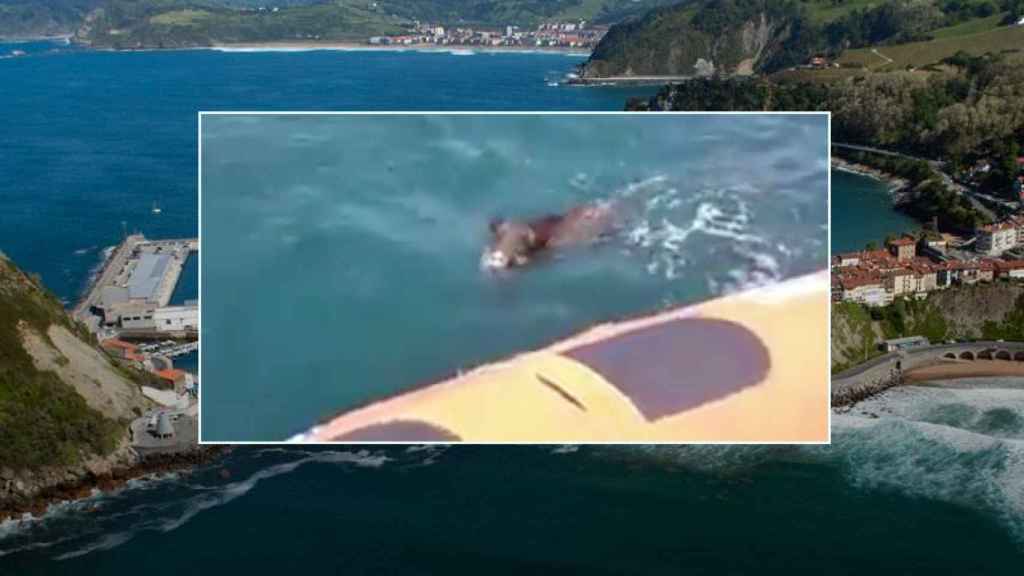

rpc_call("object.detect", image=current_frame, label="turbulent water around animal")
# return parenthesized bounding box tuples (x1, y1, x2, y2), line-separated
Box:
(200, 114, 828, 440)
(1, 40, 1022, 571)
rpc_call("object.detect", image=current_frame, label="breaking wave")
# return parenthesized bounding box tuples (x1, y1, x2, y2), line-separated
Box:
(0, 448, 408, 561)
(617, 180, 793, 293)
(608, 381, 1024, 546)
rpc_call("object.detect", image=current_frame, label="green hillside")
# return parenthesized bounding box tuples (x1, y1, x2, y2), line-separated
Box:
(831, 284, 1024, 372)
(0, 0, 101, 38)
(839, 19, 1024, 69)
(0, 252, 147, 470)
(583, 0, 1024, 77)
(1, 1, 683, 46)
(79, 1, 403, 48)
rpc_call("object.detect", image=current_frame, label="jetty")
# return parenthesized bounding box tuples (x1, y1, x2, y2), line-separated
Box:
(74, 234, 198, 336)
(567, 75, 693, 85)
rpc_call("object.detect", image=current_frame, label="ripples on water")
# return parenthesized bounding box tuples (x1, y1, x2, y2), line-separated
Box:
(201, 114, 828, 439)
(4, 382, 1024, 567)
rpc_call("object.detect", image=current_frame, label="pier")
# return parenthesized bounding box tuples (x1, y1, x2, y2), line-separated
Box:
(74, 234, 198, 335)
(73, 233, 143, 323)
(567, 75, 694, 85)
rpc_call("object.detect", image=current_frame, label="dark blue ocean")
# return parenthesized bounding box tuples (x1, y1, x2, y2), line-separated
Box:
(1, 40, 1022, 572)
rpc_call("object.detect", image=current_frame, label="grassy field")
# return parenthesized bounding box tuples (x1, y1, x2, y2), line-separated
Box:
(839, 23, 1024, 69)
(771, 66, 869, 83)
(931, 12, 1006, 38)
(149, 9, 212, 27)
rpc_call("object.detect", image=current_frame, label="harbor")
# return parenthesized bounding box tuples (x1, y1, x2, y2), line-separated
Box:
(75, 233, 198, 337)
(73, 232, 201, 453)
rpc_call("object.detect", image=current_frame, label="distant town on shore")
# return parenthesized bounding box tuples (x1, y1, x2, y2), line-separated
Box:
(367, 19, 606, 49)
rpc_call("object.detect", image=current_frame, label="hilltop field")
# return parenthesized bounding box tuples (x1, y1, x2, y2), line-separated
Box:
(838, 17, 1024, 70)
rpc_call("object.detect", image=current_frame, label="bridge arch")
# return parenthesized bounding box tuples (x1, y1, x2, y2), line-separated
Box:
(996, 350, 1012, 361)
(944, 352, 956, 359)
(1015, 351, 1024, 362)
(978, 349, 994, 360)
(959, 351, 975, 360)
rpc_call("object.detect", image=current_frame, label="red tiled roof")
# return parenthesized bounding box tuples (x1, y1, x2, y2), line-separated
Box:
(995, 260, 1024, 271)
(979, 221, 1017, 233)
(836, 271, 882, 289)
(887, 237, 916, 246)
(101, 339, 137, 351)
(156, 369, 187, 381)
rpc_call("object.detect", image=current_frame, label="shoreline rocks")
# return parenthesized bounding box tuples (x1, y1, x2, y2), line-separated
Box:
(0, 445, 228, 523)
(831, 156, 912, 204)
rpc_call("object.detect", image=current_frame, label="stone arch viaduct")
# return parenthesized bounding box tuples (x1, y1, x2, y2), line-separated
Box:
(832, 341, 1024, 406)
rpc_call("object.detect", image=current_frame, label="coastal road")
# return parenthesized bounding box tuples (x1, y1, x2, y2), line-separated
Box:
(833, 351, 899, 379)
(832, 143, 997, 221)
(834, 341, 1024, 381)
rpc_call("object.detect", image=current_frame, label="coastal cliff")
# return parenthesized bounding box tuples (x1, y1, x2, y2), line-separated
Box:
(831, 284, 1024, 371)
(0, 251, 210, 519)
(580, 0, 806, 78)
(0, 0, 100, 39)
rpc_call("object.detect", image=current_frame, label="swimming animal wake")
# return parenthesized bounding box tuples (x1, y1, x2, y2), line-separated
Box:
(481, 201, 617, 270)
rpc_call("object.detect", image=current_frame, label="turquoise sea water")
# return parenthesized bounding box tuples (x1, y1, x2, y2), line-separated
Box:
(1, 40, 1022, 571)
(200, 113, 828, 440)
(830, 169, 918, 253)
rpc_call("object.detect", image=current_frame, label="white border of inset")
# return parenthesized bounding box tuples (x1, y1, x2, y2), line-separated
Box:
(197, 111, 832, 446)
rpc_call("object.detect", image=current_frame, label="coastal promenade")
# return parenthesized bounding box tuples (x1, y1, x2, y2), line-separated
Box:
(833, 341, 1024, 405)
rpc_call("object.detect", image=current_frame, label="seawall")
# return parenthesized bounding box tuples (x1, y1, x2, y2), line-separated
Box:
(832, 341, 1024, 406)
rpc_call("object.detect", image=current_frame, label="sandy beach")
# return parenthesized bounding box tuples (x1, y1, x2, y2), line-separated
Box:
(207, 41, 590, 56)
(903, 359, 1024, 382)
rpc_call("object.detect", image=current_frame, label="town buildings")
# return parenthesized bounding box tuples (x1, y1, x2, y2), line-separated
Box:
(369, 20, 607, 49)
(976, 220, 1018, 255)
(833, 216, 1024, 307)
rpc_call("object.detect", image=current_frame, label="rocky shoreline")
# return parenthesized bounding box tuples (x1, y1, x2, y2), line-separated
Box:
(831, 156, 912, 204)
(0, 445, 228, 523)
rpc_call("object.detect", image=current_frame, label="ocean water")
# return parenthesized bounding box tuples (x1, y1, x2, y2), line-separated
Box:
(830, 169, 918, 253)
(2, 40, 1023, 570)
(200, 113, 828, 440)
(0, 40, 636, 304)
(2, 417, 1023, 573)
